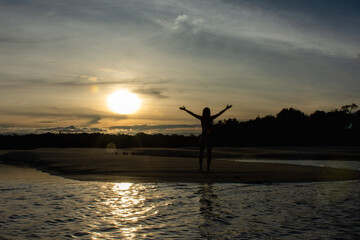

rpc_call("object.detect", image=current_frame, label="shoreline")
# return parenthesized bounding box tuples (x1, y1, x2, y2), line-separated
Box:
(1, 147, 360, 183)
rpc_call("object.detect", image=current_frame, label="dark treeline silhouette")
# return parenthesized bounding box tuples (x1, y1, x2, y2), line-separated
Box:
(0, 104, 359, 149)
(0, 132, 199, 149)
(214, 104, 360, 146)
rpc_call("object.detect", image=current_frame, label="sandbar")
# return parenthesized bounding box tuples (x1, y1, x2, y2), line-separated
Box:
(1, 147, 360, 183)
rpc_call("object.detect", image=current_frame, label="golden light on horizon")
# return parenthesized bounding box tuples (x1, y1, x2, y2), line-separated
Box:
(107, 90, 142, 114)
(90, 85, 99, 93)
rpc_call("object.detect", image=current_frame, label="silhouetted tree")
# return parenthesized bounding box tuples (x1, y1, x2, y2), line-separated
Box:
(341, 103, 358, 114)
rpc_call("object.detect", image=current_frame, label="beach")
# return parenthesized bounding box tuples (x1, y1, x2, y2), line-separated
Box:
(1, 147, 360, 183)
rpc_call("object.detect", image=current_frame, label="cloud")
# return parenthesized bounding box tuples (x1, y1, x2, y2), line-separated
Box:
(0, 125, 106, 135)
(0, 126, 38, 135)
(109, 124, 200, 135)
(157, 13, 204, 35)
(86, 115, 102, 125)
(0, 77, 169, 89)
(154, 1, 359, 59)
(77, 75, 98, 82)
(0, 36, 70, 44)
(151, 10, 360, 95)
(98, 68, 120, 73)
(172, 14, 203, 33)
(0, 107, 127, 126)
(36, 125, 107, 134)
(133, 88, 168, 99)
(109, 124, 199, 130)
(0, 124, 200, 135)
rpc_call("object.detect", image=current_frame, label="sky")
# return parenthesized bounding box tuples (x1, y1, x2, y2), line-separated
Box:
(0, 0, 359, 135)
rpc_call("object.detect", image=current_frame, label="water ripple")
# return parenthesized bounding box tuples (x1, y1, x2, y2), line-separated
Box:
(1, 165, 360, 239)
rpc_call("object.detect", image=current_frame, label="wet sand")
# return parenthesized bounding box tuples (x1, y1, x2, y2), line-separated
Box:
(1, 148, 360, 183)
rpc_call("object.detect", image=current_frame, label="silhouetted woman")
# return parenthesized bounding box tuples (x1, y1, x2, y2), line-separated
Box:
(179, 105, 232, 172)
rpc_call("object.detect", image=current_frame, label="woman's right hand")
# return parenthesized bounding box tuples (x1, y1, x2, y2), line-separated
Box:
(179, 106, 186, 111)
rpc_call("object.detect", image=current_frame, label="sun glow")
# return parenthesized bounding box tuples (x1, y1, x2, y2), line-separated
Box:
(107, 90, 142, 114)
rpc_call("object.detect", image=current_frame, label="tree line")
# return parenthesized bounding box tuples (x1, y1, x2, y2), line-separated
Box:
(0, 104, 359, 149)
(213, 104, 359, 146)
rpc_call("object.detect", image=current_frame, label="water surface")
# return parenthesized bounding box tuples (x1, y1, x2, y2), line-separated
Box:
(1, 164, 359, 239)
(231, 159, 360, 170)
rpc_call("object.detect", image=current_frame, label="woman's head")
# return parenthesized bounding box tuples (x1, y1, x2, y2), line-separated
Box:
(202, 107, 211, 117)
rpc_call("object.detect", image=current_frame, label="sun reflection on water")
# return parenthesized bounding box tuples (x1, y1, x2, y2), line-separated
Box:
(113, 182, 133, 191)
(91, 183, 159, 239)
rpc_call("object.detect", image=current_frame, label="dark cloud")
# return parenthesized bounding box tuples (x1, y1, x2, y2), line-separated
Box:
(0, 123, 13, 128)
(0, 79, 49, 88)
(0, 36, 70, 44)
(221, 0, 360, 38)
(0, 0, 160, 27)
(221, 0, 360, 16)
(0, 78, 171, 99)
(109, 124, 199, 131)
(36, 121, 54, 124)
(133, 88, 168, 99)
(0, 124, 199, 135)
(0, 107, 127, 126)
(36, 125, 107, 134)
(153, 20, 360, 93)
(0, 78, 170, 87)
(87, 116, 102, 125)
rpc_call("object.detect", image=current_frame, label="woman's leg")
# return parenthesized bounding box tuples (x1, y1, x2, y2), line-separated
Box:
(199, 145, 204, 171)
(206, 145, 212, 172)
(199, 135, 204, 171)
(206, 136, 213, 172)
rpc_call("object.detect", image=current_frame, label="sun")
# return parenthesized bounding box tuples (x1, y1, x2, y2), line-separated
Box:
(107, 90, 142, 114)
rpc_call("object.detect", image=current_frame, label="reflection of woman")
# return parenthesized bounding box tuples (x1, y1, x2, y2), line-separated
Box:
(179, 105, 232, 172)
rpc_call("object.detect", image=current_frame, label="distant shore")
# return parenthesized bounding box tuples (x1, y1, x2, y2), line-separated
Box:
(1, 147, 360, 183)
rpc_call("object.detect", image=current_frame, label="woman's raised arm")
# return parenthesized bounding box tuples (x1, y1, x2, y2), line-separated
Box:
(211, 104, 232, 120)
(179, 106, 201, 119)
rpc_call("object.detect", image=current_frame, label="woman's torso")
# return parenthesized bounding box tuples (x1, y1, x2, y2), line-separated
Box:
(201, 117, 213, 135)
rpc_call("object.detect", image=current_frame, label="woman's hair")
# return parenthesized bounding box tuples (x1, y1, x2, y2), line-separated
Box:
(202, 107, 211, 117)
